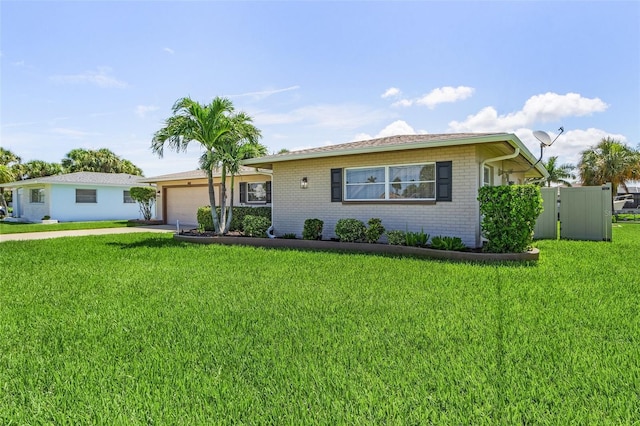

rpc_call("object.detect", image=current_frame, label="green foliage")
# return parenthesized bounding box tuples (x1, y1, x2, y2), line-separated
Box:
(242, 215, 271, 238)
(405, 228, 430, 247)
(365, 218, 385, 243)
(334, 218, 366, 242)
(130, 186, 156, 220)
(302, 218, 324, 240)
(385, 230, 406, 245)
(478, 185, 543, 253)
(430, 235, 466, 251)
(281, 233, 298, 239)
(198, 206, 271, 232)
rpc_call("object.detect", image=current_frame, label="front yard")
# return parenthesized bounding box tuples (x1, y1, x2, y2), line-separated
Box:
(1, 225, 638, 423)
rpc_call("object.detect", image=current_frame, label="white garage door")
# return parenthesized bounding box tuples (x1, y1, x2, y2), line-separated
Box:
(166, 186, 209, 226)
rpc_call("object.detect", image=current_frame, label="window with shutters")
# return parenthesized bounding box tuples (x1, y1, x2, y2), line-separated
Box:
(344, 163, 436, 201)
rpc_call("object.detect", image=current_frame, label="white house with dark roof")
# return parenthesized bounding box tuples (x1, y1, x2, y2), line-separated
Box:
(140, 166, 272, 226)
(0, 172, 152, 222)
(242, 133, 548, 248)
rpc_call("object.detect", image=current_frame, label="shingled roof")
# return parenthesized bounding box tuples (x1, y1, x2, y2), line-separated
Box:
(140, 165, 272, 183)
(243, 133, 516, 165)
(0, 172, 148, 188)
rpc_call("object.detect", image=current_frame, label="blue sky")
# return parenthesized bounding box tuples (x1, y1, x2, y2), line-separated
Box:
(2, 1, 639, 177)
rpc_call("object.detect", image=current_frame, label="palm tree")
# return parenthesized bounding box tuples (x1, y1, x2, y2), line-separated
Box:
(578, 137, 639, 197)
(152, 96, 263, 234)
(539, 156, 576, 187)
(62, 148, 143, 175)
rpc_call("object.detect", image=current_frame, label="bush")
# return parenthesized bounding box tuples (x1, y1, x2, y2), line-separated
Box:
(386, 230, 406, 245)
(365, 218, 385, 243)
(281, 233, 297, 239)
(302, 218, 324, 240)
(130, 186, 156, 220)
(405, 228, 430, 247)
(197, 206, 271, 232)
(242, 215, 271, 238)
(430, 235, 466, 251)
(334, 218, 366, 242)
(478, 185, 543, 253)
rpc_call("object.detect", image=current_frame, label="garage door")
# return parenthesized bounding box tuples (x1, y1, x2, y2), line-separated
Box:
(166, 186, 209, 226)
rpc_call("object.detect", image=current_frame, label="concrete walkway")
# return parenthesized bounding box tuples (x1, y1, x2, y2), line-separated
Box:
(0, 225, 177, 242)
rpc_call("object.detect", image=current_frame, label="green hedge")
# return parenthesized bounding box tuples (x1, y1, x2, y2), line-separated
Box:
(197, 206, 271, 232)
(478, 185, 543, 253)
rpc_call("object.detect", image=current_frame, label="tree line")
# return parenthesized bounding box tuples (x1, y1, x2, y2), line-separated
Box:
(0, 148, 143, 183)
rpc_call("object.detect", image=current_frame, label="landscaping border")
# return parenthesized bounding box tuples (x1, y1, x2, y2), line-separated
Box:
(173, 234, 539, 262)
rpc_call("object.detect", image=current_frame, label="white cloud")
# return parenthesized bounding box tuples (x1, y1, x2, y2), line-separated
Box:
(416, 86, 475, 109)
(449, 92, 609, 132)
(135, 105, 159, 118)
(376, 120, 417, 137)
(50, 67, 128, 88)
(163, 47, 175, 54)
(50, 127, 95, 139)
(381, 87, 401, 99)
(227, 85, 300, 101)
(392, 99, 413, 108)
(254, 103, 391, 130)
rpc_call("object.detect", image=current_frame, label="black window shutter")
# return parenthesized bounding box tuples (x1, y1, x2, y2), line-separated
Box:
(266, 181, 272, 204)
(240, 182, 247, 203)
(331, 168, 342, 202)
(436, 161, 452, 202)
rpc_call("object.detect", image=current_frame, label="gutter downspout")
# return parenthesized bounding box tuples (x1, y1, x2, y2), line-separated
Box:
(477, 146, 521, 247)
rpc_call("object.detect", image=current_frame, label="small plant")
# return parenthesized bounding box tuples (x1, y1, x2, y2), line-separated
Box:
(334, 218, 366, 242)
(365, 218, 385, 243)
(129, 186, 156, 221)
(281, 233, 297, 239)
(386, 230, 406, 246)
(242, 215, 271, 238)
(302, 218, 324, 240)
(405, 228, 430, 247)
(430, 235, 467, 251)
(42, 215, 51, 220)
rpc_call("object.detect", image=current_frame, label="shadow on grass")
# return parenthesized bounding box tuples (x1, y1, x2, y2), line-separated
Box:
(106, 236, 188, 250)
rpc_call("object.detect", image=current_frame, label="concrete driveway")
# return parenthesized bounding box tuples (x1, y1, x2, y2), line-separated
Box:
(0, 225, 176, 242)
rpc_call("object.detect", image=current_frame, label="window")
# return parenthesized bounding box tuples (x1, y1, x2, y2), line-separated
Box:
(123, 190, 135, 203)
(344, 163, 436, 201)
(483, 166, 492, 186)
(76, 189, 97, 203)
(30, 188, 45, 203)
(240, 182, 271, 204)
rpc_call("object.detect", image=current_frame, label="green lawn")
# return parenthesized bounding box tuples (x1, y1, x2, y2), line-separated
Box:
(1, 226, 639, 423)
(0, 220, 133, 234)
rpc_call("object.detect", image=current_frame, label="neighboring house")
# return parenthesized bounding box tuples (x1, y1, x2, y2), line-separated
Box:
(140, 166, 272, 226)
(242, 133, 549, 248)
(0, 172, 152, 223)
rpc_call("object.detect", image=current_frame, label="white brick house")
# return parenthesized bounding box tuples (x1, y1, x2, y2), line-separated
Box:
(242, 133, 548, 248)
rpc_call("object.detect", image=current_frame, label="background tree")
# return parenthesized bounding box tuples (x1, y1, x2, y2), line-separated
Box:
(0, 148, 21, 212)
(17, 160, 64, 180)
(129, 186, 156, 221)
(540, 156, 576, 187)
(62, 148, 143, 175)
(152, 96, 264, 234)
(578, 137, 639, 197)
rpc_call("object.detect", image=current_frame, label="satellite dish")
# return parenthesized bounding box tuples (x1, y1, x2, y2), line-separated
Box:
(533, 130, 552, 146)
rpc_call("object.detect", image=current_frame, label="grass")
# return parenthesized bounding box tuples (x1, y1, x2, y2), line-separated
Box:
(0, 220, 134, 234)
(1, 225, 639, 423)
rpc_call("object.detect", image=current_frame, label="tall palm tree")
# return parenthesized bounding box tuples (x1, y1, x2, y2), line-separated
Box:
(62, 148, 143, 175)
(540, 156, 576, 187)
(152, 96, 263, 234)
(578, 137, 639, 197)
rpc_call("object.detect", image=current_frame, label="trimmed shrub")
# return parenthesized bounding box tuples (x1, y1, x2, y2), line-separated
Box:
(281, 233, 297, 239)
(302, 218, 324, 240)
(430, 235, 466, 251)
(386, 230, 406, 246)
(242, 215, 271, 238)
(478, 184, 543, 253)
(365, 218, 385, 243)
(197, 206, 271, 232)
(334, 218, 366, 242)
